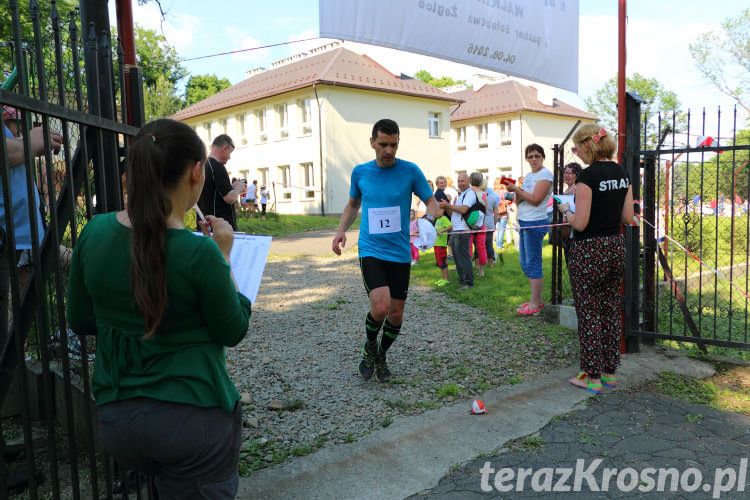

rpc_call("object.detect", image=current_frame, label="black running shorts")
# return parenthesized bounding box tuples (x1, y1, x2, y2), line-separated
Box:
(359, 257, 411, 300)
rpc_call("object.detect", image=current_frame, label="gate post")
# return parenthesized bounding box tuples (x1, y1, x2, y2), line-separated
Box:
(551, 143, 561, 304)
(624, 92, 646, 353)
(79, 1, 123, 214)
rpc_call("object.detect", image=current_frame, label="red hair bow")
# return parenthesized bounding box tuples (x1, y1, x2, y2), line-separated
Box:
(592, 128, 607, 143)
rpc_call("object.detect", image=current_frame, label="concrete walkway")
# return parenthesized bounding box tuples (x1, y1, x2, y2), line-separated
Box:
(238, 349, 722, 499)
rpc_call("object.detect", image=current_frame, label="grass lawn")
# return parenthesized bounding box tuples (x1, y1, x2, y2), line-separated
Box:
(409, 241, 573, 335)
(655, 362, 750, 415)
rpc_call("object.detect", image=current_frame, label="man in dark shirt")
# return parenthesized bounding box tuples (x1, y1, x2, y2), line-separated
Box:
(197, 134, 243, 230)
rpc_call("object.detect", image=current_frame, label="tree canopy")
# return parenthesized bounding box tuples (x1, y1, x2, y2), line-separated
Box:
(414, 69, 466, 88)
(134, 25, 187, 89)
(185, 74, 232, 107)
(0, 0, 79, 87)
(584, 73, 684, 147)
(144, 74, 183, 122)
(689, 8, 750, 115)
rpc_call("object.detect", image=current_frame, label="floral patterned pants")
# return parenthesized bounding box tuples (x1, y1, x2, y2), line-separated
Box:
(568, 234, 625, 379)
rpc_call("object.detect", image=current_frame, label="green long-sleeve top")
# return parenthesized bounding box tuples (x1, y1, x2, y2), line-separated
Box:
(66, 212, 252, 412)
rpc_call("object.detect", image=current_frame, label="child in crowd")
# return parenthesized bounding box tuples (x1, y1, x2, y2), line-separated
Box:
(434, 207, 452, 286)
(410, 209, 419, 265)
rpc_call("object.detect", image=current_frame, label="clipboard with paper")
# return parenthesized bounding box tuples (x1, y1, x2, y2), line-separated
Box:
(193, 231, 272, 304)
(228, 233, 272, 304)
(552, 194, 576, 213)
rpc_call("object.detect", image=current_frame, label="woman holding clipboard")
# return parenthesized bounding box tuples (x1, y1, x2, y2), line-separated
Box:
(66, 119, 252, 497)
(558, 125, 633, 395)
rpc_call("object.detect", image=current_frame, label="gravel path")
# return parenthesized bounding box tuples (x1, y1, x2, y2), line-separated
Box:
(227, 252, 579, 472)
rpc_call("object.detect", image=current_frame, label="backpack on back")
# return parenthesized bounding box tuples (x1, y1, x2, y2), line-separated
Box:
(461, 190, 486, 230)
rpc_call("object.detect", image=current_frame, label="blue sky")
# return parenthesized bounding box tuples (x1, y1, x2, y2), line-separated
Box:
(116, 0, 748, 121)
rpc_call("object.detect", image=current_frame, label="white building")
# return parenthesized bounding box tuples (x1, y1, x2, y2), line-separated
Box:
(172, 43, 461, 215)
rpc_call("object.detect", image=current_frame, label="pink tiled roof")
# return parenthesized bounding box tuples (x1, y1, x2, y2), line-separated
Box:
(449, 80, 596, 122)
(173, 47, 461, 120)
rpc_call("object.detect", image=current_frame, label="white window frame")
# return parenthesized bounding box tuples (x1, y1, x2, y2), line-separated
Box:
(277, 165, 292, 201)
(300, 162, 315, 199)
(499, 120, 512, 147)
(477, 123, 488, 149)
(204, 121, 212, 142)
(220, 118, 228, 135)
(298, 99, 312, 135)
(276, 103, 288, 139)
(258, 167, 269, 187)
(236, 114, 247, 145)
(256, 109, 267, 143)
(455, 127, 466, 151)
(428, 112, 440, 138)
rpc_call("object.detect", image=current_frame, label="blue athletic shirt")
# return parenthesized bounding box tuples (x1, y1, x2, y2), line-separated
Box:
(350, 158, 432, 263)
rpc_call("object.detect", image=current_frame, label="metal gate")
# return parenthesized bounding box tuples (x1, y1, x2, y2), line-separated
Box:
(1, 1, 144, 498)
(625, 93, 750, 352)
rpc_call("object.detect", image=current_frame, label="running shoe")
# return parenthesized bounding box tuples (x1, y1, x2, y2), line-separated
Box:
(374, 346, 392, 382)
(359, 340, 377, 379)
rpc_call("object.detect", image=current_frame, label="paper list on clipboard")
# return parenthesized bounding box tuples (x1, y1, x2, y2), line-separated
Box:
(229, 233, 272, 304)
(194, 232, 272, 303)
(553, 194, 576, 213)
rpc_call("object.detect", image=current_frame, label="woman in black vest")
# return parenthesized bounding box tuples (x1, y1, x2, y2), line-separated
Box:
(558, 125, 633, 394)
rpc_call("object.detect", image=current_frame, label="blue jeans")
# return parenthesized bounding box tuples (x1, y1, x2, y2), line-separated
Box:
(495, 217, 508, 247)
(519, 219, 547, 279)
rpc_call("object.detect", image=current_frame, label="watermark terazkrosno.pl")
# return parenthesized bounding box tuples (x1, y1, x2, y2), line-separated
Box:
(479, 458, 747, 498)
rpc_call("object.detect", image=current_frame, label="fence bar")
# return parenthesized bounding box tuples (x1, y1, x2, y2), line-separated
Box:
(623, 92, 644, 353)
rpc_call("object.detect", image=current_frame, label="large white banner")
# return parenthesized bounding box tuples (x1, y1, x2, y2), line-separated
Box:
(319, 0, 579, 92)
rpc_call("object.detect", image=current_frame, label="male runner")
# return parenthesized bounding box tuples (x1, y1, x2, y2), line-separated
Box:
(332, 119, 438, 382)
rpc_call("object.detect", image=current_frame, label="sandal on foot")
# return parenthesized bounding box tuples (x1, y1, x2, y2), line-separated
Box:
(568, 374, 602, 394)
(517, 301, 545, 311)
(518, 307, 541, 316)
(602, 376, 617, 388)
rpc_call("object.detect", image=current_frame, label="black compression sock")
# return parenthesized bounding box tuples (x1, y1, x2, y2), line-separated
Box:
(380, 318, 401, 352)
(365, 312, 384, 343)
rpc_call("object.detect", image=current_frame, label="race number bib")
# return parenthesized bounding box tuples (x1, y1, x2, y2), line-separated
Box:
(368, 206, 401, 234)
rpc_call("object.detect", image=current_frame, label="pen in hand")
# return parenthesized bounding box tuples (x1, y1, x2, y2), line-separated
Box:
(195, 205, 212, 233)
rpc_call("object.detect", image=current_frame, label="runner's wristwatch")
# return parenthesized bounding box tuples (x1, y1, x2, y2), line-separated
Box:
(422, 214, 436, 225)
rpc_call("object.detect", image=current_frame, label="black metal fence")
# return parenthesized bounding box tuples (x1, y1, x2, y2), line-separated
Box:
(550, 93, 750, 355)
(0, 1, 142, 498)
(631, 97, 750, 352)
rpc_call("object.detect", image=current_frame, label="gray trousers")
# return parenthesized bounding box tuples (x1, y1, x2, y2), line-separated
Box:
(451, 232, 473, 286)
(98, 397, 242, 499)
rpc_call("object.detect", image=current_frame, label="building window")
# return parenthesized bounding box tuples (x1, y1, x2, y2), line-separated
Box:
(204, 121, 212, 142)
(276, 104, 288, 139)
(477, 123, 488, 149)
(499, 120, 511, 146)
(236, 114, 247, 144)
(428, 112, 441, 138)
(255, 109, 267, 143)
(220, 119, 228, 135)
(300, 162, 315, 199)
(258, 167, 269, 188)
(298, 99, 312, 135)
(455, 127, 466, 151)
(277, 165, 291, 201)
